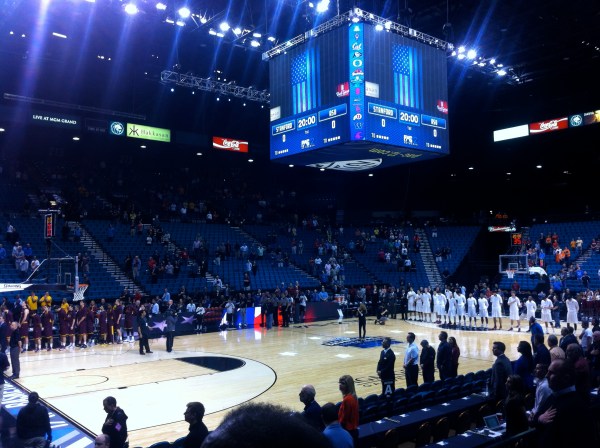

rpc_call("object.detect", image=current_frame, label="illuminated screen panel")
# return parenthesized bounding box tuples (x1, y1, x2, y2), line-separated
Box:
(269, 26, 349, 158)
(269, 22, 449, 170)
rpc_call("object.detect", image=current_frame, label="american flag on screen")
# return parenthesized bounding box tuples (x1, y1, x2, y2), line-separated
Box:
(291, 47, 320, 114)
(392, 45, 423, 108)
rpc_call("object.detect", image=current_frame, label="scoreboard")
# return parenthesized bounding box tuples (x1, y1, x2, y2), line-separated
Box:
(269, 22, 449, 171)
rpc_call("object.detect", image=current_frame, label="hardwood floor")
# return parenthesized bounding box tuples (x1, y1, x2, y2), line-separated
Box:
(12, 316, 537, 447)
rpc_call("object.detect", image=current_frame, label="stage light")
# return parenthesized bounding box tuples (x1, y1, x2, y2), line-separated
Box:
(141, 145, 147, 149)
(52, 32, 67, 39)
(468, 166, 474, 170)
(156, 2, 167, 10)
(216, 32, 224, 38)
(0, 128, 5, 132)
(457, 53, 465, 60)
(368, 173, 373, 177)
(250, 39, 260, 47)
(267, 36, 276, 42)
(536, 165, 542, 169)
(497, 69, 507, 76)
(176, 20, 185, 27)
(9, 31, 14, 35)
(170, 88, 175, 92)
(197, 152, 203, 156)
(457, 46, 465, 54)
(289, 164, 294, 168)
(219, 22, 230, 32)
(166, 18, 174, 24)
(178, 7, 190, 18)
(248, 159, 254, 163)
(199, 16, 208, 24)
(316, 0, 330, 13)
(467, 49, 477, 59)
(252, 32, 262, 38)
(124, 3, 138, 15)
(72, 137, 80, 141)
(375, 24, 383, 31)
(320, 168, 325, 171)
(209, 29, 217, 35)
(233, 27, 242, 35)
(490, 58, 496, 65)
(384, 21, 391, 30)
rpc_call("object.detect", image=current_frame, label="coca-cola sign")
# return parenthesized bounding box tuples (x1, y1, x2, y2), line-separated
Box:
(212, 136, 249, 153)
(529, 117, 568, 134)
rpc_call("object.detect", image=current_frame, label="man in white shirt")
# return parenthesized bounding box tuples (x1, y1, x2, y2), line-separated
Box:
(403, 332, 419, 387)
(466, 293, 478, 329)
(565, 296, 579, 331)
(508, 291, 522, 332)
(422, 288, 432, 323)
(525, 296, 537, 321)
(490, 291, 503, 330)
(478, 295, 489, 329)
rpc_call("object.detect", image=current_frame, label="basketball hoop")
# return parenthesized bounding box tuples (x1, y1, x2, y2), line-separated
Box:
(73, 283, 88, 302)
(506, 270, 515, 279)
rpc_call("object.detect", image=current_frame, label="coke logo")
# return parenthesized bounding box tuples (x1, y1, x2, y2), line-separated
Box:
(539, 120, 559, 130)
(222, 139, 241, 149)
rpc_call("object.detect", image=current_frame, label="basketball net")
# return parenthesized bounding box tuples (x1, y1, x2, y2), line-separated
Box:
(506, 270, 515, 279)
(73, 284, 88, 302)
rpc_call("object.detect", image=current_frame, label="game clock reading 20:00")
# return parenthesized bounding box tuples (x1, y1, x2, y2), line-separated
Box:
(297, 114, 317, 130)
(399, 110, 420, 126)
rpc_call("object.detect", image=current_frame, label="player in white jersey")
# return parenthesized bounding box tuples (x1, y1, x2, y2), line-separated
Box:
(407, 287, 416, 320)
(415, 290, 423, 321)
(525, 296, 537, 321)
(466, 293, 478, 328)
(565, 296, 580, 330)
(478, 295, 489, 328)
(489, 292, 503, 330)
(432, 291, 441, 323)
(507, 291, 522, 332)
(540, 296, 554, 333)
(438, 291, 447, 325)
(456, 291, 466, 327)
(422, 289, 432, 322)
(447, 293, 457, 326)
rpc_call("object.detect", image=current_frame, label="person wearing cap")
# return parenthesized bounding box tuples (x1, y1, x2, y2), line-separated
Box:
(16, 391, 52, 448)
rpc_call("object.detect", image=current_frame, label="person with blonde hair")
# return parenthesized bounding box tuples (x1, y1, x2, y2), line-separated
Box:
(338, 375, 359, 443)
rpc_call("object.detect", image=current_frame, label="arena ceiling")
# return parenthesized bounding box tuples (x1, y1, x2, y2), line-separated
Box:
(0, 0, 599, 219)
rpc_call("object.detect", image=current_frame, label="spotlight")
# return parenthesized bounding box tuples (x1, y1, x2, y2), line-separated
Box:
(199, 16, 208, 24)
(72, 137, 80, 141)
(248, 159, 254, 163)
(384, 21, 391, 30)
(250, 39, 260, 47)
(219, 22, 230, 32)
(457, 46, 465, 53)
(233, 27, 242, 35)
(267, 36, 276, 42)
(156, 2, 167, 10)
(197, 152, 203, 156)
(252, 32, 262, 38)
(141, 145, 147, 149)
(170, 88, 175, 92)
(178, 7, 191, 18)
(52, 32, 67, 39)
(497, 69, 507, 76)
(209, 29, 217, 35)
(466, 49, 477, 59)
(375, 24, 383, 31)
(176, 20, 185, 27)
(166, 18, 175, 24)
(316, 0, 330, 13)
(124, 3, 138, 15)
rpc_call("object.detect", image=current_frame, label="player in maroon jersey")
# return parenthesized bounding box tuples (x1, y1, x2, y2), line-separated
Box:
(98, 306, 108, 344)
(76, 302, 88, 348)
(67, 305, 75, 348)
(31, 311, 42, 352)
(106, 304, 114, 344)
(41, 306, 54, 351)
(19, 302, 30, 353)
(113, 299, 124, 344)
(87, 301, 96, 345)
(124, 301, 136, 342)
(58, 304, 70, 350)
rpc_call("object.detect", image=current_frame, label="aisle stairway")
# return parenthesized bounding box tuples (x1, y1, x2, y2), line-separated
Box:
(414, 228, 443, 287)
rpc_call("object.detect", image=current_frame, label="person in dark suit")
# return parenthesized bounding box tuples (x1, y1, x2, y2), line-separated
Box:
(436, 331, 452, 380)
(531, 359, 595, 447)
(299, 384, 323, 430)
(8, 321, 20, 379)
(490, 341, 513, 399)
(420, 339, 436, 383)
(183, 401, 209, 448)
(137, 309, 152, 355)
(377, 337, 396, 395)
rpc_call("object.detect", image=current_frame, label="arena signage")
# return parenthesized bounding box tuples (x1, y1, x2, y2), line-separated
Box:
(31, 110, 80, 129)
(212, 136, 249, 153)
(126, 123, 171, 142)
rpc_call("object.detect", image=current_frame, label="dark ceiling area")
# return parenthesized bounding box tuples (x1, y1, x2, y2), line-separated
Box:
(0, 0, 599, 221)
